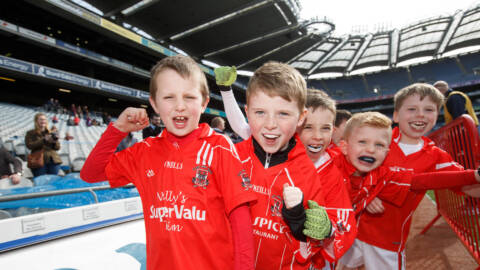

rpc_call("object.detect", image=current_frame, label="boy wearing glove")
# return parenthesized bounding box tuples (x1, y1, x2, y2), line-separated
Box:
(215, 64, 351, 269)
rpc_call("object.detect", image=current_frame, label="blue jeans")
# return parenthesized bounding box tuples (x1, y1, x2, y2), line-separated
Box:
(31, 162, 60, 177)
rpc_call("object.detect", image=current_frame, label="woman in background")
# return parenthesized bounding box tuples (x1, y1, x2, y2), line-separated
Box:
(25, 113, 62, 177)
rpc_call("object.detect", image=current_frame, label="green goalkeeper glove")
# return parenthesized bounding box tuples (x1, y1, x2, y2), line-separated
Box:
(303, 200, 332, 240)
(214, 66, 237, 86)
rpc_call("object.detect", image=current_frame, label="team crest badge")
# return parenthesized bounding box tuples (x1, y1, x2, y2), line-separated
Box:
(270, 195, 283, 217)
(192, 165, 211, 189)
(238, 170, 252, 190)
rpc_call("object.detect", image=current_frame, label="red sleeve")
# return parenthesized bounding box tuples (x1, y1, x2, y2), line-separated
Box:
(213, 136, 257, 214)
(411, 170, 478, 190)
(80, 123, 127, 182)
(229, 204, 254, 270)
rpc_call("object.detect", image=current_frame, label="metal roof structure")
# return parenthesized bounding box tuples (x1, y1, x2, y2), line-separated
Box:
(68, 0, 480, 76)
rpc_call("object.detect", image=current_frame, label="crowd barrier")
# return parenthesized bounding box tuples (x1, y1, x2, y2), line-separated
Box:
(421, 115, 480, 267)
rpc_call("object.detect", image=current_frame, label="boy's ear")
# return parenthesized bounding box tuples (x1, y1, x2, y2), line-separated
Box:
(392, 111, 399, 123)
(244, 105, 249, 119)
(339, 140, 348, 155)
(201, 96, 210, 113)
(149, 97, 159, 114)
(297, 108, 308, 127)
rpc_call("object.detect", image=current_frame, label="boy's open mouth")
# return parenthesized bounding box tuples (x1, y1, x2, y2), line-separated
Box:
(307, 144, 323, 153)
(358, 156, 376, 164)
(262, 134, 280, 144)
(409, 121, 426, 130)
(173, 116, 187, 128)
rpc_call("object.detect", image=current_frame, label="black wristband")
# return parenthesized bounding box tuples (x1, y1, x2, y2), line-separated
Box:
(218, 85, 231, 92)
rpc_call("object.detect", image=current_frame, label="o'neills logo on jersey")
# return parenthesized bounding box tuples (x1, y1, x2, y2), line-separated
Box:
(253, 216, 287, 234)
(238, 170, 252, 190)
(150, 205, 206, 222)
(164, 161, 183, 170)
(192, 165, 211, 189)
(252, 185, 269, 195)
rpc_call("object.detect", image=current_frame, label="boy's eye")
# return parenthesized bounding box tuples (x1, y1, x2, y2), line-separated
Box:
(375, 143, 385, 149)
(358, 140, 366, 144)
(279, 112, 290, 117)
(304, 125, 312, 129)
(185, 96, 196, 100)
(407, 108, 416, 111)
(255, 111, 265, 116)
(322, 126, 332, 131)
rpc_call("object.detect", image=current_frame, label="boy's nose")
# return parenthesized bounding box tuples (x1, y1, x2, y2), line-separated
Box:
(175, 100, 187, 111)
(366, 143, 375, 153)
(265, 115, 277, 129)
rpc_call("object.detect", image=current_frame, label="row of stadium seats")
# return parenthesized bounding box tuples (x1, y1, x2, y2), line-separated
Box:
(309, 52, 480, 100)
(0, 102, 142, 175)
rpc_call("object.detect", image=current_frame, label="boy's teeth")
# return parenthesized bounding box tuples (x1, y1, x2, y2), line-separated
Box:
(174, 116, 186, 121)
(411, 122, 425, 128)
(264, 134, 279, 139)
(307, 145, 323, 153)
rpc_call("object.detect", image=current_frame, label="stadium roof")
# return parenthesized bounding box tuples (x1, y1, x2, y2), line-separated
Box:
(73, 0, 480, 76)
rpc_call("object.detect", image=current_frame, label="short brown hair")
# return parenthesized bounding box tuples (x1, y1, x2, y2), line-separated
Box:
(210, 116, 225, 129)
(306, 88, 336, 118)
(394, 83, 444, 111)
(149, 55, 209, 102)
(335, 109, 352, 127)
(246, 61, 306, 112)
(343, 112, 392, 142)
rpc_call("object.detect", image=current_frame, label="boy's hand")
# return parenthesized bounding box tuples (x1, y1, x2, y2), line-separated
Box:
(366, 197, 385, 214)
(462, 184, 480, 198)
(303, 200, 332, 240)
(283, 183, 303, 209)
(214, 66, 237, 86)
(114, 107, 149, 133)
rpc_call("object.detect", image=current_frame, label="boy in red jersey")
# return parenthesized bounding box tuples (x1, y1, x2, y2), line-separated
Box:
(349, 83, 478, 270)
(80, 55, 257, 270)
(332, 111, 480, 270)
(282, 89, 356, 269)
(216, 63, 347, 270)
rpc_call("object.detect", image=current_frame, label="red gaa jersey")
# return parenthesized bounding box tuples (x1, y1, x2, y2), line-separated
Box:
(105, 123, 257, 270)
(236, 134, 332, 270)
(357, 127, 463, 252)
(333, 154, 412, 217)
(309, 149, 357, 267)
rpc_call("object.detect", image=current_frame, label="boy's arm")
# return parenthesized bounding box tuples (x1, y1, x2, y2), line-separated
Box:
(411, 170, 479, 191)
(80, 108, 148, 182)
(220, 90, 251, 140)
(214, 66, 251, 140)
(229, 204, 254, 270)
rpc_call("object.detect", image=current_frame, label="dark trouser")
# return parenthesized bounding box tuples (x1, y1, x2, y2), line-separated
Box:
(31, 162, 60, 177)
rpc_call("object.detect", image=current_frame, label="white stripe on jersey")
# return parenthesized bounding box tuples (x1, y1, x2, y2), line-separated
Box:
(284, 168, 295, 187)
(255, 238, 262, 268)
(196, 141, 207, 165)
(388, 181, 411, 187)
(202, 143, 211, 166)
(279, 244, 287, 270)
(208, 147, 214, 166)
(207, 127, 213, 137)
(436, 161, 458, 170)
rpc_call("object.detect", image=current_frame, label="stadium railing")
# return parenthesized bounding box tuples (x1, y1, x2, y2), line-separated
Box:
(421, 114, 480, 267)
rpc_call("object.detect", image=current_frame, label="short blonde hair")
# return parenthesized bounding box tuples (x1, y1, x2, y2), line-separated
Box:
(394, 83, 444, 111)
(149, 55, 209, 102)
(247, 61, 306, 112)
(343, 112, 392, 142)
(306, 88, 336, 118)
